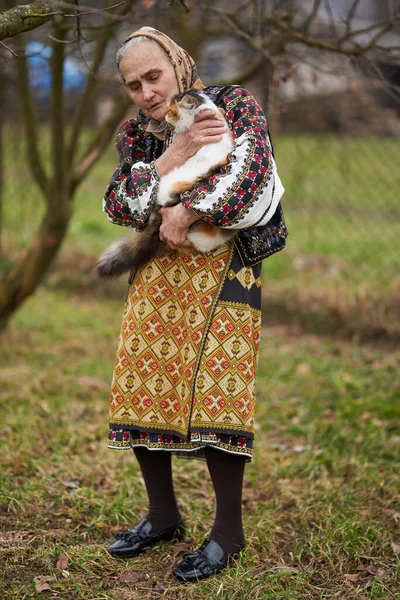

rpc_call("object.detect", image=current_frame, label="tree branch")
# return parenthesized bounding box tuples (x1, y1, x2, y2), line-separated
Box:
(205, 3, 400, 61)
(208, 56, 266, 87)
(302, 0, 321, 35)
(0, 1, 53, 40)
(206, 5, 276, 66)
(70, 91, 132, 193)
(0, 0, 131, 41)
(50, 20, 66, 203)
(337, 15, 399, 45)
(345, 0, 361, 37)
(16, 51, 49, 197)
(65, 0, 136, 171)
(0, 39, 18, 56)
(263, 12, 400, 57)
(50, 1, 125, 18)
(322, 0, 339, 38)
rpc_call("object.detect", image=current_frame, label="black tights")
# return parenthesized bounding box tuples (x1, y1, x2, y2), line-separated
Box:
(133, 445, 246, 558)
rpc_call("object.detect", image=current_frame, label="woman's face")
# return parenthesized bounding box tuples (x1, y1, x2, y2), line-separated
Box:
(120, 41, 180, 121)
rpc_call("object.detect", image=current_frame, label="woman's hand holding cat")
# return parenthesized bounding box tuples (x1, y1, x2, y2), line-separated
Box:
(175, 110, 228, 159)
(159, 203, 198, 250)
(155, 110, 227, 176)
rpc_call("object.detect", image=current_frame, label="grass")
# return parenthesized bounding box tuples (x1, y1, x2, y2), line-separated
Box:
(0, 278, 399, 599)
(0, 129, 399, 598)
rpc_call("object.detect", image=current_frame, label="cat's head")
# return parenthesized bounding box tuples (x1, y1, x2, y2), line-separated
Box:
(165, 89, 210, 131)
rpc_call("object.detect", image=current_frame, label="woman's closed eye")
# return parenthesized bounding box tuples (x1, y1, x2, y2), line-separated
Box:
(129, 74, 159, 91)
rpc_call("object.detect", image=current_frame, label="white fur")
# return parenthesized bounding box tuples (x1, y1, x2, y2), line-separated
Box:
(186, 228, 232, 252)
(158, 93, 234, 206)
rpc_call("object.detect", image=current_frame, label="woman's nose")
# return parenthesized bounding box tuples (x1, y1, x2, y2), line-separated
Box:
(142, 84, 155, 101)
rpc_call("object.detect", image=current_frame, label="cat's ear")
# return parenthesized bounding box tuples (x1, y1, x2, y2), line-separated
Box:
(192, 79, 203, 91)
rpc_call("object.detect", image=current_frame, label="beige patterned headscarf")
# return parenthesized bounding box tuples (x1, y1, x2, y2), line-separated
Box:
(120, 27, 203, 140)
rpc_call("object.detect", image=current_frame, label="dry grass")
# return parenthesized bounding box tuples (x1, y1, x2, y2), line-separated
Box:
(1, 131, 399, 597)
(1, 276, 399, 599)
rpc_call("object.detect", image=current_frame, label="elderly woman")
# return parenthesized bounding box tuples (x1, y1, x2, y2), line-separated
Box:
(103, 27, 287, 582)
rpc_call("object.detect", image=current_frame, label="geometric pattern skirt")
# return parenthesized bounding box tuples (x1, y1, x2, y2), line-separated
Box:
(107, 241, 262, 462)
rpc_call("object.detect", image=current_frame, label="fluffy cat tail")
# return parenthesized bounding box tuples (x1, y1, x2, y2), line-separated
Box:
(96, 228, 163, 277)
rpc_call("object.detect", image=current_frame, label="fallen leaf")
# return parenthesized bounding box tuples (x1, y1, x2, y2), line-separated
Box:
(296, 362, 310, 374)
(366, 565, 385, 580)
(267, 565, 298, 573)
(393, 512, 400, 522)
(56, 553, 69, 570)
(344, 573, 359, 582)
(391, 541, 400, 554)
(154, 581, 168, 592)
(119, 570, 139, 583)
(35, 582, 51, 592)
(172, 542, 192, 552)
(33, 576, 55, 593)
(62, 480, 79, 489)
(293, 444, 307, 452)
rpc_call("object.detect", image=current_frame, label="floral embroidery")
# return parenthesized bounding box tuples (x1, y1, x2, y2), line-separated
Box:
(107, 427, 254, 460)
(102, 85, 287, 266)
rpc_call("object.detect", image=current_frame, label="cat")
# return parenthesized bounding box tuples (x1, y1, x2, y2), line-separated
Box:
(96, 88, 236, 278)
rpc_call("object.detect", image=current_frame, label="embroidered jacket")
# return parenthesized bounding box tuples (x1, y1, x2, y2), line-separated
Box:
(102, 86, 288, 266)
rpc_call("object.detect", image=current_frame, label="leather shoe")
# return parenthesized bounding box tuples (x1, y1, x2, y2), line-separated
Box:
(108, 517, 185, 559)
(173, 538, 244, 582)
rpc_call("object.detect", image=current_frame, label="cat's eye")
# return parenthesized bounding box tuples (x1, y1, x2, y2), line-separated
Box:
(182, 98, 194, 108)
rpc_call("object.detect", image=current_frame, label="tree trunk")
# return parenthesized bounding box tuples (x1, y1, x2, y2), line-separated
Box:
(0, 61, 3, 258)
(0, 198, 71, 329)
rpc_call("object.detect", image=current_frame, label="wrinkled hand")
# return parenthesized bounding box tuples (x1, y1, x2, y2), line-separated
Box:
(159, 203, 199, 250)
(169, 110, 228, 161)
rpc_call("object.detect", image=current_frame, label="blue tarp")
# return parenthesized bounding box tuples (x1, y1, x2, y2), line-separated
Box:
(26, 41, 86, 94)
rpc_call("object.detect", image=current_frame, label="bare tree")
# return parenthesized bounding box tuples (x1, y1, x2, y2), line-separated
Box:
(201, 0, 400, 110)
(0, 0, 136, 329)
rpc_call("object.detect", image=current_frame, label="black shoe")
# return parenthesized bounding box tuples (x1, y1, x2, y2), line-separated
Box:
(172, 538, 244, 582)
(108, 517, 185, 559)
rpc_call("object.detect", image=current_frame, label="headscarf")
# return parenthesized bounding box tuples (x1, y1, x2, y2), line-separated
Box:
(120, 27, 203, 140)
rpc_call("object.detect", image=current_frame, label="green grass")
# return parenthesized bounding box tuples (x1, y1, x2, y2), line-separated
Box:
(0, 282, 399, 599)
(0, 129, 399, 597)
